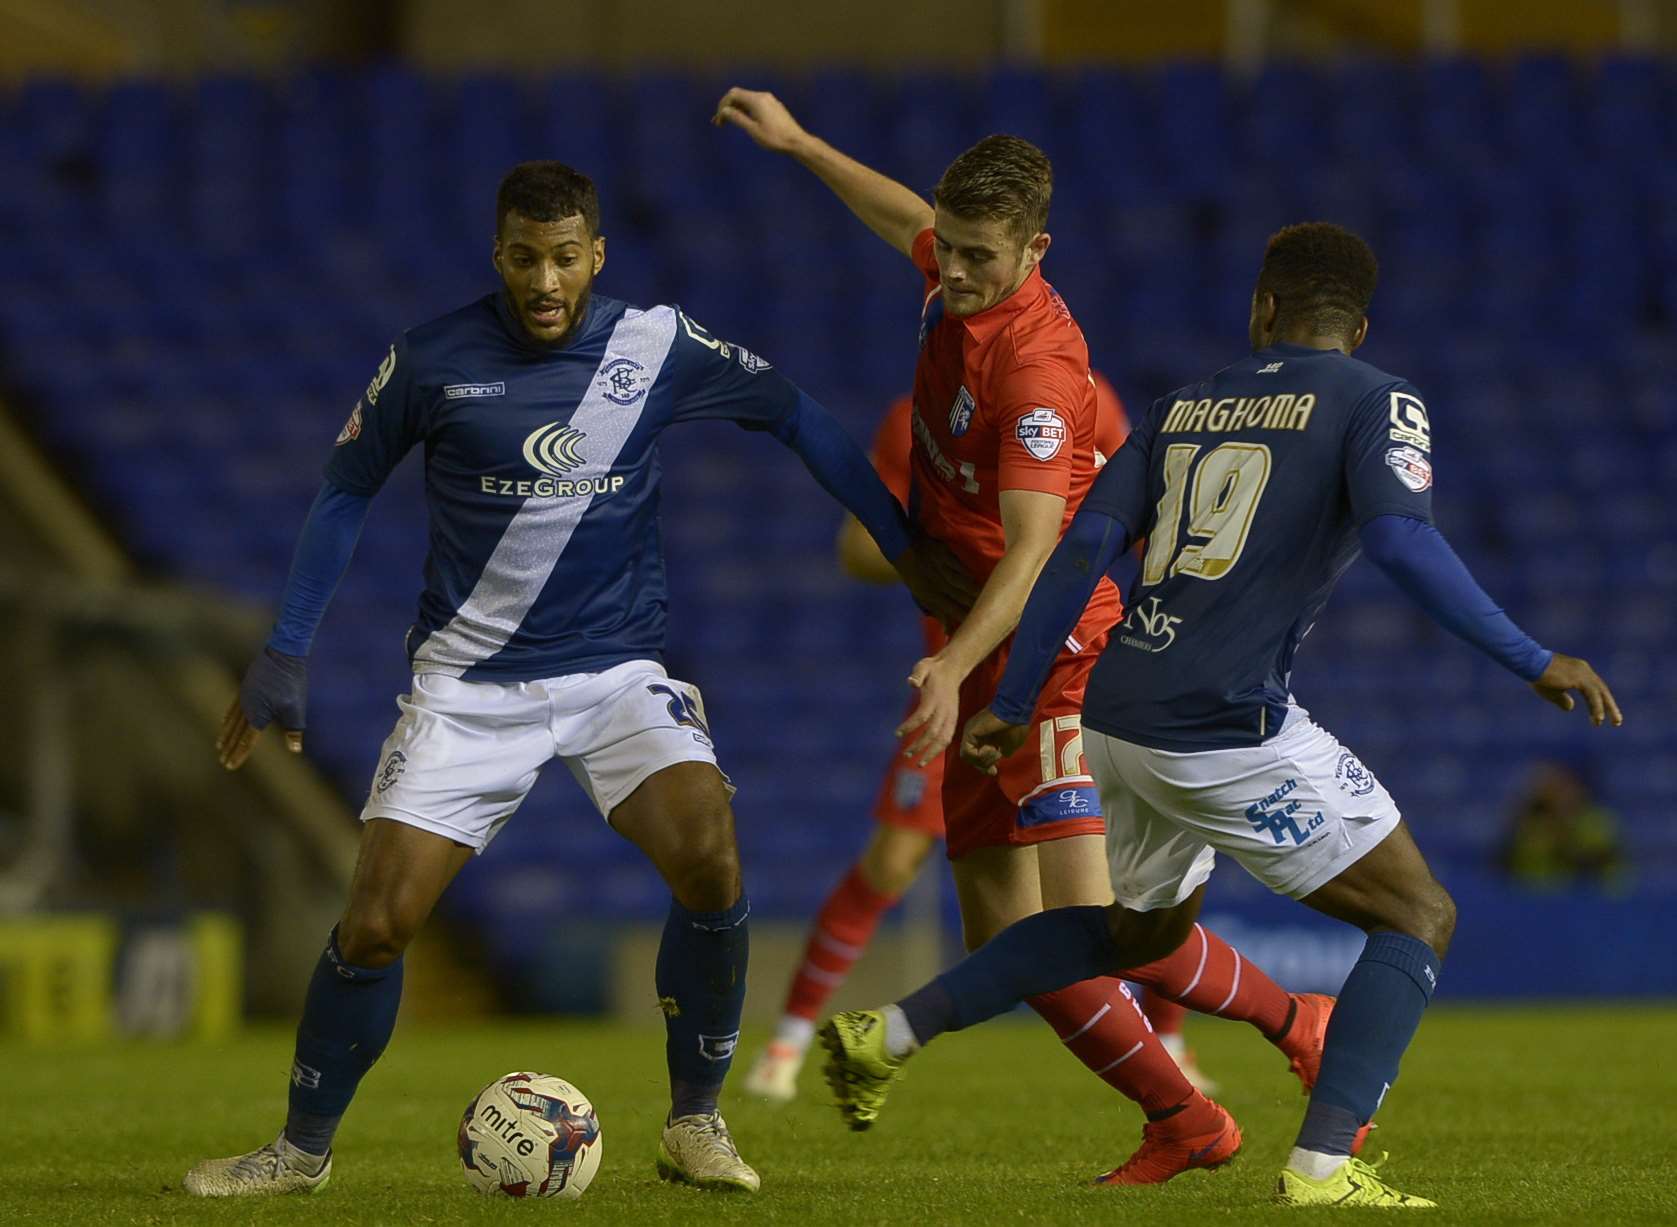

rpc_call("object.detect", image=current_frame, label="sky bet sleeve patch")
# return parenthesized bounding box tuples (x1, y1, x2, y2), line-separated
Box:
(1015, 407, 1068, 461)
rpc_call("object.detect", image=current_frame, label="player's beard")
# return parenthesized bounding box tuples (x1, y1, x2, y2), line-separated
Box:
(522, 281, 593, 349)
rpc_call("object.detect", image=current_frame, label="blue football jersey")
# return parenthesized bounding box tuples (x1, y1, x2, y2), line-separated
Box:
(324, 291, 804, 681)
(1079, 342, 1435, 750)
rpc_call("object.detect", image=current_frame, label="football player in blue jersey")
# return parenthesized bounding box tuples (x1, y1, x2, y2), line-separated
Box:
(190, 161, 968, 1198)
(819, 223, 1621, 1209)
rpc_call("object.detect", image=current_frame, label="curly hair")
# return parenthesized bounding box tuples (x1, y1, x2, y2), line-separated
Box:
(1257, 222, 1379, 339)
(497, 161, 600, 237)
(933, 134, 1052, 239)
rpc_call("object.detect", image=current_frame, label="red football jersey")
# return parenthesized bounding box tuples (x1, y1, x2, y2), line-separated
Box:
(905, 229, 1123, 648)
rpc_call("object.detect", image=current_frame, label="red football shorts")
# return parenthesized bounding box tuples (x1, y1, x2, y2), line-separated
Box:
(941, 633, 1108, 862)
(871, 696, 947, 837)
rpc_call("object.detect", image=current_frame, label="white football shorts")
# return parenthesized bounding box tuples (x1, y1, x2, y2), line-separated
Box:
(358, 660, 730, 852)
(1086, 707, 1402, 911)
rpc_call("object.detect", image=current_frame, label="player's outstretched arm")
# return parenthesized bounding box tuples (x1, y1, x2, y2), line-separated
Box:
(216, 481, 371, 769)
(713, 87, 933, 258)
(961, 507, 1132, 775)
(1359, 514, 1622, 728)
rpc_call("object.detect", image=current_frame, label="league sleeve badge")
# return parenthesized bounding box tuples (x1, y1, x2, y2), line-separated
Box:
(1015, 407, 1068, 461)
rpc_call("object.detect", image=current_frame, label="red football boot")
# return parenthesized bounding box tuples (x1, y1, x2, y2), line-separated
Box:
(1093, 1095, 1241, 1186)
(1279, 993, 1373, 1155)
(1280, 992, 1335, 1091)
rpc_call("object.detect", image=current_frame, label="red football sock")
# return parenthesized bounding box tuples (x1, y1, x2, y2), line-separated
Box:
(1127, 922, 1293, 1040)
(1139, 987, 1187, 1036)
(783, 866, 898, 1021)
(1028, 977, 1200, 1118)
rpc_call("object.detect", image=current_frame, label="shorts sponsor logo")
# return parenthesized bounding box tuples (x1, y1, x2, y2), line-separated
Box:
(375, 749, 407, 794)
(1016, 407, 1068, 461)
(598, 356, 651, 405)
(1119, 596, 1183, 652)
(1388, 391, 1431, 451)
(948, 385, 976, 437)
(698, 1031, 740, 1062)
(335, 400, 363, 445)
(1385, 445, 1432, 492)
(1335, 751, 1376, 798)
(1244, 777, 1327, 846)
(1019, 785, 1099, 828)
(443, 381, 506, 400)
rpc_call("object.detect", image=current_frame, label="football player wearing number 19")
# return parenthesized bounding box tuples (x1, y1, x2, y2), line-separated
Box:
(822, 223, 1623, 1209)
(189, 161, 966, 1199)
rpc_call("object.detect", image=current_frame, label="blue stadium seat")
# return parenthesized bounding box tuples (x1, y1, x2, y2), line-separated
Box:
(0, 60, 1667, 938)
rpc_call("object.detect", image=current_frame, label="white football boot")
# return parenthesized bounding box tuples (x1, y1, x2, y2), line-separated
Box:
(183, 1132, 332, 1198)
(656, 1112, 760, 1192)
(744, 1040, 805, 1102)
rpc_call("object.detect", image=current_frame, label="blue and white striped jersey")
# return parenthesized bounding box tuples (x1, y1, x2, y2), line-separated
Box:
(324, 291, 807, 681)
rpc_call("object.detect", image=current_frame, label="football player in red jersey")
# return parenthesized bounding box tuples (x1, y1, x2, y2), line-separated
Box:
(744, 378, 1220, 1100)
(719, 92, 1313, 1182)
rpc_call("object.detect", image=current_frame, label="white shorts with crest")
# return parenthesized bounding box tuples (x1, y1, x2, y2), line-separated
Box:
(359, 660, 729, 852)
(1087, 707, 1402, 911)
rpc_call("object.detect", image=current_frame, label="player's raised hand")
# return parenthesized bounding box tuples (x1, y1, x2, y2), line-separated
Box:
(1530, 653, 1623, 728)
(893, 534, 979, 628)
(897, 655, 963, 767)
(712, 87, 808, 154)
(216, 647, 309, 770)
(959, 708, 1028, 777)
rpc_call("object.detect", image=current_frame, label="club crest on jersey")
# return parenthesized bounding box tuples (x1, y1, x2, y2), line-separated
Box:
(335, 400, 363, 446)
(598, 357, 651, 406)
(524, 421, 588, 476)
(1016, 407, 1068, 461)
(948, 386, 976, 437)
(1385, 445, 1432, 493)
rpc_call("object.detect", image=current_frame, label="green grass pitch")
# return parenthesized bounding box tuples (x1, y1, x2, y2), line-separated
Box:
(3, 1005, 1673, 1224)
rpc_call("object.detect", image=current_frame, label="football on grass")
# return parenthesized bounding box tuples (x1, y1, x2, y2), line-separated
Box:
(457, 1071, 603, 1198)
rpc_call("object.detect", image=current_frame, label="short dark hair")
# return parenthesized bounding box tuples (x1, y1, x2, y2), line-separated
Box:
(1256, 222, 1379, 339)
(933, 134, 1052, 240)
(496, 161, 600, 237)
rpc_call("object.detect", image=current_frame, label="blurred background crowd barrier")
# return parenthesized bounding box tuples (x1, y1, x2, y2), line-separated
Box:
(1, 0, 1673, 1039)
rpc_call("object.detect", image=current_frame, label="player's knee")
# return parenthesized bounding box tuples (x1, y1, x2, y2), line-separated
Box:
(337, 907, 416, 968)
(1107, 902, 1195, 968)
(662, 825, 741, 913)
(1414, 882, 1456, 957)
(861, 833, 931, 897)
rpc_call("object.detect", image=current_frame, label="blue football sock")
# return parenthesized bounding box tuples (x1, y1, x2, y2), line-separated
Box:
(283, 927, 404, 1157)
(898, 905, 1117, 1045)
(1295, 930, 1442, 1156)
(656, 894, 749, 1120)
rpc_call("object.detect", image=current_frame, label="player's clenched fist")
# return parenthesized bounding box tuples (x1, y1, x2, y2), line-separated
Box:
(959, 708, 1028, 777)
(216, 646, 308, 770)
(712, 87, 808, 154)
